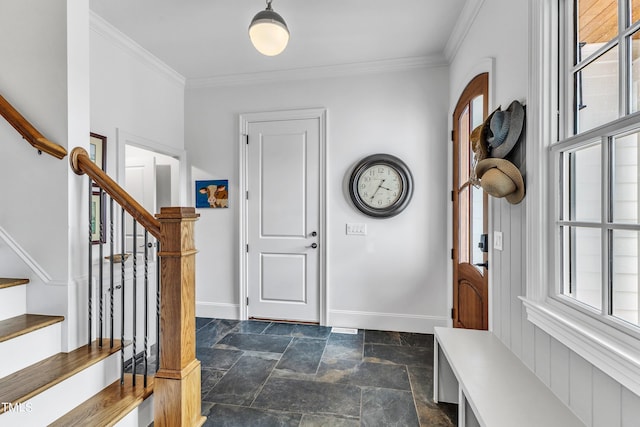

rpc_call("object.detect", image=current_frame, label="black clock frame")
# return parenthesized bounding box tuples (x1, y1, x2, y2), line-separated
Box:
(348, 153, 414, 218)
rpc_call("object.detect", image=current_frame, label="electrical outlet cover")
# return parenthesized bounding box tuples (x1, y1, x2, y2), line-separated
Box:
(493, 231, 503, 251)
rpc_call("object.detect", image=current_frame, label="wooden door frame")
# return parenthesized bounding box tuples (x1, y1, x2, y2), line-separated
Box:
(238, 108, 328, 324)
(452, 73, 489, 329)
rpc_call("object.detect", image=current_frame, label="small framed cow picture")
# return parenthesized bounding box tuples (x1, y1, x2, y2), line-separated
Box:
(196, 180, 229, 208)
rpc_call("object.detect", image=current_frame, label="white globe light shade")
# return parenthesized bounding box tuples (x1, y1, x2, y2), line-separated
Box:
(248, 9, 289, 56)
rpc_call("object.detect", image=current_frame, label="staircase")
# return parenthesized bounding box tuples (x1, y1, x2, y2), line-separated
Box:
(0, 94, 204, 426)
(0, 278, 154, 426)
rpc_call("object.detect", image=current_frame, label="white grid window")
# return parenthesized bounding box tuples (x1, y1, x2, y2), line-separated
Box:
(553, 0, 640, 331)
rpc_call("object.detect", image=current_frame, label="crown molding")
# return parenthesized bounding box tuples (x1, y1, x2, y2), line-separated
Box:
(186, 55, 448, 89)
(89, 11, 186, 88)
(444, 0, 486, 62)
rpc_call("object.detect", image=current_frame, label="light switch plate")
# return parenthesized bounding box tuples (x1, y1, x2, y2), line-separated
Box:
(346, 223, 367, 235)
(494, 231, 503, 251)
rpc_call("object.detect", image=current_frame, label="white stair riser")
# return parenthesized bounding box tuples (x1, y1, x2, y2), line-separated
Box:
(0, 286, 26, 321)
(0, 352, 120, 427)
(114, 395, 154, 427)
(0, 323, 62, 378)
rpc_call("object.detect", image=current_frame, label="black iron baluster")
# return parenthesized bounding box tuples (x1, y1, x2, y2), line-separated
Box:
(120, 207, 126, 385)
(132, 220, 138, 386)
(143, 230, 149, 387)
(156, 241, 161, 373)
(98, 187, 104, 347)
(88, 179, 93, 347)
(109, 197, 115, 348)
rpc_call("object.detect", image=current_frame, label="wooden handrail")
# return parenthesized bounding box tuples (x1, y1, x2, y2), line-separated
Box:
(71, 146, 203, 425)
(70, 147, 161, 239)
(0, 94, 67, 159)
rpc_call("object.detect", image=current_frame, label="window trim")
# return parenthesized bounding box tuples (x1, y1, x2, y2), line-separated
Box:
(524, 0, 640, 396)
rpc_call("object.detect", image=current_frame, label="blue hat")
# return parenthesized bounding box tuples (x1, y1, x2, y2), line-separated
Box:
(486, 100, 524, 159)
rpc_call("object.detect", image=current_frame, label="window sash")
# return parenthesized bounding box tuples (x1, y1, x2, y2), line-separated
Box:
(567, 1, 640, 135)
(551, 115, 640, 334)
(525, 0, 640, 398)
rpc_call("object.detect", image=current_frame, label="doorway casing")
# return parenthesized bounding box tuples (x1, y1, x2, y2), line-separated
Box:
(238, 108, 328, 325)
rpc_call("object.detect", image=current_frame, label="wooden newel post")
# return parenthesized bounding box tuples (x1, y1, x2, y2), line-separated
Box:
(154, 207, 205, 427)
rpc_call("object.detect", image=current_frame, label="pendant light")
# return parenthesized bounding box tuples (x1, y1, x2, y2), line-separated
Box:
(248, 0, 289, 56)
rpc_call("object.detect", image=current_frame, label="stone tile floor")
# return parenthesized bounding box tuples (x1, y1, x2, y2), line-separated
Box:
(195, 318, 457, 427)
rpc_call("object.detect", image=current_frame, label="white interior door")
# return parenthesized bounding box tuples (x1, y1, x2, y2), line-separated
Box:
(247, 118, 321, 322)
(125, 155, 157, 257)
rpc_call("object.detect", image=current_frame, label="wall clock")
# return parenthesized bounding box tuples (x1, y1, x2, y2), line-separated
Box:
(348, 153, 413, 218)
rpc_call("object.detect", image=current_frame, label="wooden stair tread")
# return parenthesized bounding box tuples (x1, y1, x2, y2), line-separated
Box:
(0, 314, 65, 343)
(0, 340, 122, 414)
(0, 278, 29, 289)
(49, 374, 154, 427)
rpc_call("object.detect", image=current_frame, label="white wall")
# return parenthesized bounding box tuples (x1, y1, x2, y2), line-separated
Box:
(0, 0, 91, 350)
(448, 0, 640, 426)
(0, 0, 71, 280)
(87, 14, 186, 350)
(186, 66, 450, 333)
(89, 12, 186, 182)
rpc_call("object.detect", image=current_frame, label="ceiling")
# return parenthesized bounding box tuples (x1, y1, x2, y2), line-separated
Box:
(89, 0, 469, 81)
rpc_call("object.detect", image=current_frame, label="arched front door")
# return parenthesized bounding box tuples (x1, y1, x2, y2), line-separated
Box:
(452, 73, 489, 330)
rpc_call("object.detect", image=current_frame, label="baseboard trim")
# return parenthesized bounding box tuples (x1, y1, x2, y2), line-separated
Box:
(328, 309, 447, 334)
(196, 302, 239, 320)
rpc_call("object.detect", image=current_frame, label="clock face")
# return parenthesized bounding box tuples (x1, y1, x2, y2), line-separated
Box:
(348, 154, 413, 218)
(357, 164, 403, 208)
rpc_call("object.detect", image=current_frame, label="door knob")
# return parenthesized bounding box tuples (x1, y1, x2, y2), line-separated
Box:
(311, 231, 317, 237)
(474, 262, 489, 269)
(309, 243, 318, 249)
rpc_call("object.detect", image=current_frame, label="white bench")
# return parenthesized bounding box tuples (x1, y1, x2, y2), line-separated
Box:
(433, 327, 585, 427)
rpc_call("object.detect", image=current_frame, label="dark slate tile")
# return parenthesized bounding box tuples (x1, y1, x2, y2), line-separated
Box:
(252, 378, 361, 417)
(201, 401, 215, 418)
(364, 343, 432, 367)
(204, 355, 278, 405)
(204, 404, 301, 427)
(216, 333, 292, 353)
(361, 388, 419, 427)
(291, 324, 331, 339)
(263, 322, 297, 336)
(269, 368, 317, 382)
(263, 322, 331, 339)
(217, 318, 241, 329)
(196, 317, 214, 331)
(233, 320, 271, 334)
(407, 365, 434, 404)
(364, 330, 402, 345)
(414, 400, 459, 426)
(197, 319, 238, 348)
(322, 337, 363, 361)
(197, 347, 243, 370)
(364, 330, 432, 348)
(299, 414, 359, 427)
(399, 332, 433, 348)
(436, 402, 459, 426)
(201, 368, 226, 395)
(328, 329, 364, 343)
(242, 350, 282, 361)
(316, 359, 411, 390)
(276, 337, 326, 375)
(407, 365, 457, 426)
